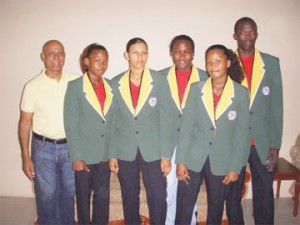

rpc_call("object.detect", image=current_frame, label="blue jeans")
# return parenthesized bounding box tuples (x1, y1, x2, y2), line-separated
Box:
(32, 136, 75, 225)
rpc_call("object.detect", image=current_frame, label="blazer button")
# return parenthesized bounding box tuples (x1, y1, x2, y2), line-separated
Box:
(136, 131, 139, 134)
(134, 117, 138, 120)
(249, 126, 251, 130)
(178, 114, 181, 118)
(210, 127, 214, 131)
(250, 111, 253, 115)
(177, 128, 180, 131)
(102, 120, 105, 124)
(101, 134, 104, 138)
(209, 142, 212, 145)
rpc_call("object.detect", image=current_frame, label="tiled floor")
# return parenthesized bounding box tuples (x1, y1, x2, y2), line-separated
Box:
(243, 197, 300, 225)
(0, 196, 36, 225)
(0, 196, 299, 225)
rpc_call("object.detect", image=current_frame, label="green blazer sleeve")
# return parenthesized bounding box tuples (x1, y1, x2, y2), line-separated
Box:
(64, 80, 84, 162)
(249, 52, 283, 164)
(267, 56, 283, 149)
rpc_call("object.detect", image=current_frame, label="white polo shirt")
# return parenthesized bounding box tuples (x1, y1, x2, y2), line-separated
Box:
(20, 69, 78, 139)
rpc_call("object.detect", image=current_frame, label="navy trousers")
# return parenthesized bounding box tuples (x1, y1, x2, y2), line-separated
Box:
(226, 146, 276, 225)
(249, 146, 275, 225)
(226, 165, 246, 225)
(118, 149, 167, 225)
(75, 161, 110, 225)
(176, 159, 231, 225)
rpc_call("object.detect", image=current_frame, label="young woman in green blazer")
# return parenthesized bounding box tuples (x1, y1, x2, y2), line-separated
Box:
(64, 43, 113, 225)
(175, 45, 250, 225)
(108, 38, 171, 225)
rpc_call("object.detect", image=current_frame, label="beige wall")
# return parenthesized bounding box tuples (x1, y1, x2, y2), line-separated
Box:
(0, 0, 299, 199)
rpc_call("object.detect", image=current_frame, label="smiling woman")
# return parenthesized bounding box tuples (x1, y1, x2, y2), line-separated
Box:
(175, 44, 249, 225)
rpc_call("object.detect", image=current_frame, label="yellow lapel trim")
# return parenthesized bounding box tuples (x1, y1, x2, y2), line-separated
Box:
(167, 65, 181, 111)
(102, 79, 113, 116)
(83, 73, 105, 120)
(202, 78, 215, 127)
(119, 70, 134, 115)
(202, 77, 234, 127)
(135, 67, 153, 116)
(238, 49, 265, 108)
(215, 76, 234, 120)
(118, 67, 153, 116)
(182, 66, 200, 109)
(167, 65, 200, 112)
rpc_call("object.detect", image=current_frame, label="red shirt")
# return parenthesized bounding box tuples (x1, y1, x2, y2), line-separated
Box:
(176, 70, 191, 104)
(130, 81, 140, 109)
(93, 79, 106, 110)
(241, 55, 254, 91)
(213, 93, 221, 110)
(241, 55, 255, 145)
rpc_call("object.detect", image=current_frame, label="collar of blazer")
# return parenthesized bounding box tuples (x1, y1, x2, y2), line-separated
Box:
(167, 65, 200, 112)
(118, 67, 153, 116)
(202, 76, 234, 128)
(83, 73, 113, 120)
(237, 49, 265, 109)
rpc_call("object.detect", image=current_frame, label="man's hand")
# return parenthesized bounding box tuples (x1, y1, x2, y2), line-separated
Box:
(161, 158, 171, 176)
(176, 164, 190, 185)
(266, 148, 279, 171)
(223, 171, 238, 185)
(109, 158, 119, 174)
(72, 160, 90, 172)
(22, 155, 35, 180)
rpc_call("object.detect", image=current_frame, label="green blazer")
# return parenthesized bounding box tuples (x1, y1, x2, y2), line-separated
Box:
(238, 49, 283, 165)
(64, 73, 113, 165)
(176, 77, 250, 175)
(158, 65, 208, 157)
(109, 67, 167, 162)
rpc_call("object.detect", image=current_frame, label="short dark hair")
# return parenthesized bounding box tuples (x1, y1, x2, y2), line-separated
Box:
(126, 37, 148, 52)
(205, 44, 244, 84)
(80, 43, 108, 73)
(234, 17, 257, 33)
(169, 35, 195, 52)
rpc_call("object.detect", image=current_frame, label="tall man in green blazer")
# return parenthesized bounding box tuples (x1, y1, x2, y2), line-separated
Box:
(226, 17, 283, 225)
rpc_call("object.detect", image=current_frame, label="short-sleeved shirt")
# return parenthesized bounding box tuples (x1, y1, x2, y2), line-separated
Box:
(20, 69, 77, 139)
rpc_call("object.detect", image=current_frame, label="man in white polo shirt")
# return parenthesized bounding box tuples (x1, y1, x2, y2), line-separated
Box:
(19, 40, 77, 225)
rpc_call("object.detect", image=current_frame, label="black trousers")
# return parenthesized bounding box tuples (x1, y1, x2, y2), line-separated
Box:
(226, 165, 246, 225)
(175, 167, 204, 225)
(75, 161, 110, 225)
(176, 158, 231, 225)
(118, 150, 167, 225)
(249, 146, 275, 225)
